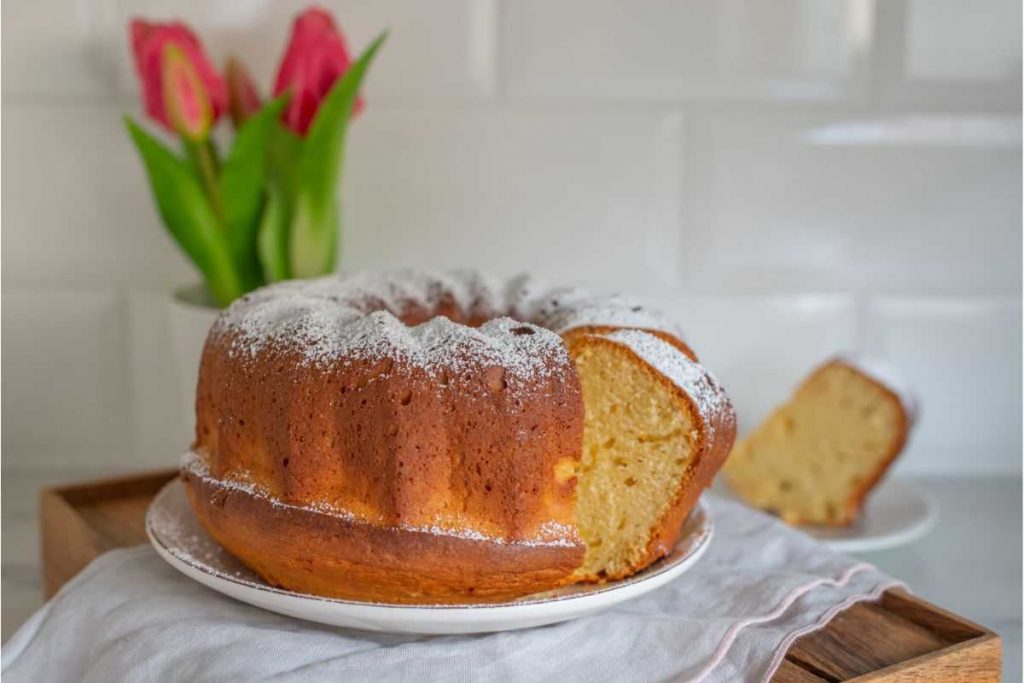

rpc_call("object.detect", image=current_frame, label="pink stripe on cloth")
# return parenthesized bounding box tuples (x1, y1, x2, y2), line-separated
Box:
(763, 579, 907, 681)
(692, 562, 890, 682)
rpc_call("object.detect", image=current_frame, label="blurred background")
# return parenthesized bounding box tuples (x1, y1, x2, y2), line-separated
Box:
(2, 0, 1021, 657)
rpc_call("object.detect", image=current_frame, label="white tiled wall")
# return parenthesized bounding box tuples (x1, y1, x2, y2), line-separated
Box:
(344, 109, 683, 288)
(649, 294, 860, 438)
(502, 1, 858, 101)
(905, 0, 1020, 82)
(686, 111, 1021, 292)
(864, 297, 1023, 474)
(3, 0, 1021, 487)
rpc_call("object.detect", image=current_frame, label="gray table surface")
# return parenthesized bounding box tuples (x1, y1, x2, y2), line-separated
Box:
(2, 474, 1020, 679)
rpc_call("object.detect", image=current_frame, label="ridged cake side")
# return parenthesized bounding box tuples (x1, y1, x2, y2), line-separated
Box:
(196, 314, 582, 541)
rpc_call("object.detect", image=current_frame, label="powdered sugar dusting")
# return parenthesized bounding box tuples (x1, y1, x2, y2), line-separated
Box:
(181, 451, 578, 548)
(211, 271, 687, 379)
(604, 330, 736, 439)
(537, 289, 686, 339)
(501, 277, 686, 339)
(181, 450, 358, 520)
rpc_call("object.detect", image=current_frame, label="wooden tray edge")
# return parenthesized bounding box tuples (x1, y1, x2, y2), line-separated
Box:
(851, 632, 1002, 682)
(39, 487, 108, 597)
(40, 468, 178, 597)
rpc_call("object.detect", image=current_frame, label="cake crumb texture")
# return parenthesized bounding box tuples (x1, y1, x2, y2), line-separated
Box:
(724, 360, 912, 526)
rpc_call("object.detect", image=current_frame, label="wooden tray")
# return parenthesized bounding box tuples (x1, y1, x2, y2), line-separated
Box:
(40, 470, 1001, 682)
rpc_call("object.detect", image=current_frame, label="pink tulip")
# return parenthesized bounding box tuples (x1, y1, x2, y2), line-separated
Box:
(225, 57, 263, 127)
(130, 19, 227, 137)
(273, 7, 364, 136)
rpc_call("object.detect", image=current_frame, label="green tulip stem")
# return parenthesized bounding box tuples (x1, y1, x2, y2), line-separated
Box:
(185, 138, 226, 226)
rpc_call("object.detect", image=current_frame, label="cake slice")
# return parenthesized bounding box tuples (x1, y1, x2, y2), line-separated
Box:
(566, 330, 736, 580)
(723, 358, 915, 526)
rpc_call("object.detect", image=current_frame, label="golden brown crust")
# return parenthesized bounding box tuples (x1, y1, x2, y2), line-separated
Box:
(182, 467, 584, 604)
(192, 290, 586, 602)
(195, 336, 583, 543)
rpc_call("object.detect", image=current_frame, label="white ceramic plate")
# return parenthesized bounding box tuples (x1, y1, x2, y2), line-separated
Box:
(147, 479, 713, 634)
(800, 479, 937, 553)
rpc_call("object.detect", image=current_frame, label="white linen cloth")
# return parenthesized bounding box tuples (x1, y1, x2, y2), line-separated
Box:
(2, 495, 901, 683)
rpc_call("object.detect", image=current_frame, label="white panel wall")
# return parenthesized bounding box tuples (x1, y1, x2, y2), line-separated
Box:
(343, 109, 683, 288)
(686, 111, 1021, 292)
(864, 298, 1022, 474)
(2, 0, 1021, 489)
(502, 0, 858, 101)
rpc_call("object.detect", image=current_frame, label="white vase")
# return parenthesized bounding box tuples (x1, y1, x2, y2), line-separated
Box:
(167, 284, 221, 437)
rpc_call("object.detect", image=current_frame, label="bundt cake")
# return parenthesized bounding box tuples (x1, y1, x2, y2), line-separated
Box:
(723, 358, 916, 526)
(182, 271, 736, 603)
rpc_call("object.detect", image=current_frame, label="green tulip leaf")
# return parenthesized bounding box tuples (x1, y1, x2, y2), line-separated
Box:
(125, 116, 242, 306)
(255, 122, 305, 282)
(257, 186, 292, 282)
(220, 94, 289, 291)
(291, 31, 387, 278)
(290, 193, 340, 277)
(268, 123, 304, 200)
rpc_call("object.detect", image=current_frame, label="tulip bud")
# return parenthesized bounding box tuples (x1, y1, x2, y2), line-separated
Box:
(161, 43, 214, 140)
(129, 19, 227, 135)
(225, 57, 262, 128)
(273, 8, 364, 136)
